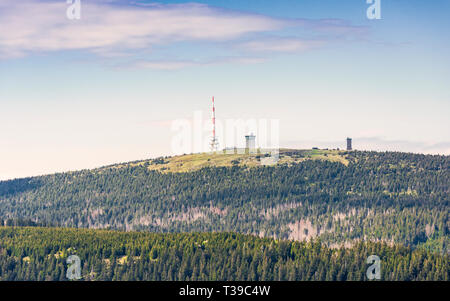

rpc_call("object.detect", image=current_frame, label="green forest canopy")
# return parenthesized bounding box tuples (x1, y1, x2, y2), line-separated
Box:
(0, 150, 448, 253)
(0, 227, 448, 281)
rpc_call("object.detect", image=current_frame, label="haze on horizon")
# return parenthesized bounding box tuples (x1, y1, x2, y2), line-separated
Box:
(0, 0, 449, 180)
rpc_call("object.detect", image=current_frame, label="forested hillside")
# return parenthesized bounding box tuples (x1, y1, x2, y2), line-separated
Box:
(0, 227, 447, 281)
(0, 150, 448, 253)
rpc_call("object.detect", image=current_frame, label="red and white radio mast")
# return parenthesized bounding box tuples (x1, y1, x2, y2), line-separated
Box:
(210, 96, 219, 152)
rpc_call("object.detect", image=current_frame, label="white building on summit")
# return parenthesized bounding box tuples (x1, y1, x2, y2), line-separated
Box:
(245, 134, 256, 153)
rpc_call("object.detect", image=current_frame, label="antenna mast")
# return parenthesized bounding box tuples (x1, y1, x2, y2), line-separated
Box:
(210, 96, 219, 152)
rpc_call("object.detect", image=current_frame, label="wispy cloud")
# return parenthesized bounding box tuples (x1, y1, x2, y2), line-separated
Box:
(284, 137, 450, 155)
(125, 56, 267, 70)
(0, 0, 284, 58)
(354, 137, 450, 155)
(238, 37, 324, 53)
(137, 119, 173, 127)
(130, 60, 197, 70)
(0, 0, 368, 67)
(300, 18, 368, 38)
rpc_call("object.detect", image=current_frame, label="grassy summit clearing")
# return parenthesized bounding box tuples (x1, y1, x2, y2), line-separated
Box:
(107, 149, 350, 174)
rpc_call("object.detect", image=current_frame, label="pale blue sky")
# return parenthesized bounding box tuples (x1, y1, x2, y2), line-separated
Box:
(0, 0, 449, 179)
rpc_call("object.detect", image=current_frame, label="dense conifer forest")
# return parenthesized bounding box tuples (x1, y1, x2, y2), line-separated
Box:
(0, 227, 448, 281)
(0, 150, 448, 254)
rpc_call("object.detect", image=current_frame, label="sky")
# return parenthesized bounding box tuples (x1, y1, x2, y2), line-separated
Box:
(0, 0, 449, 180)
